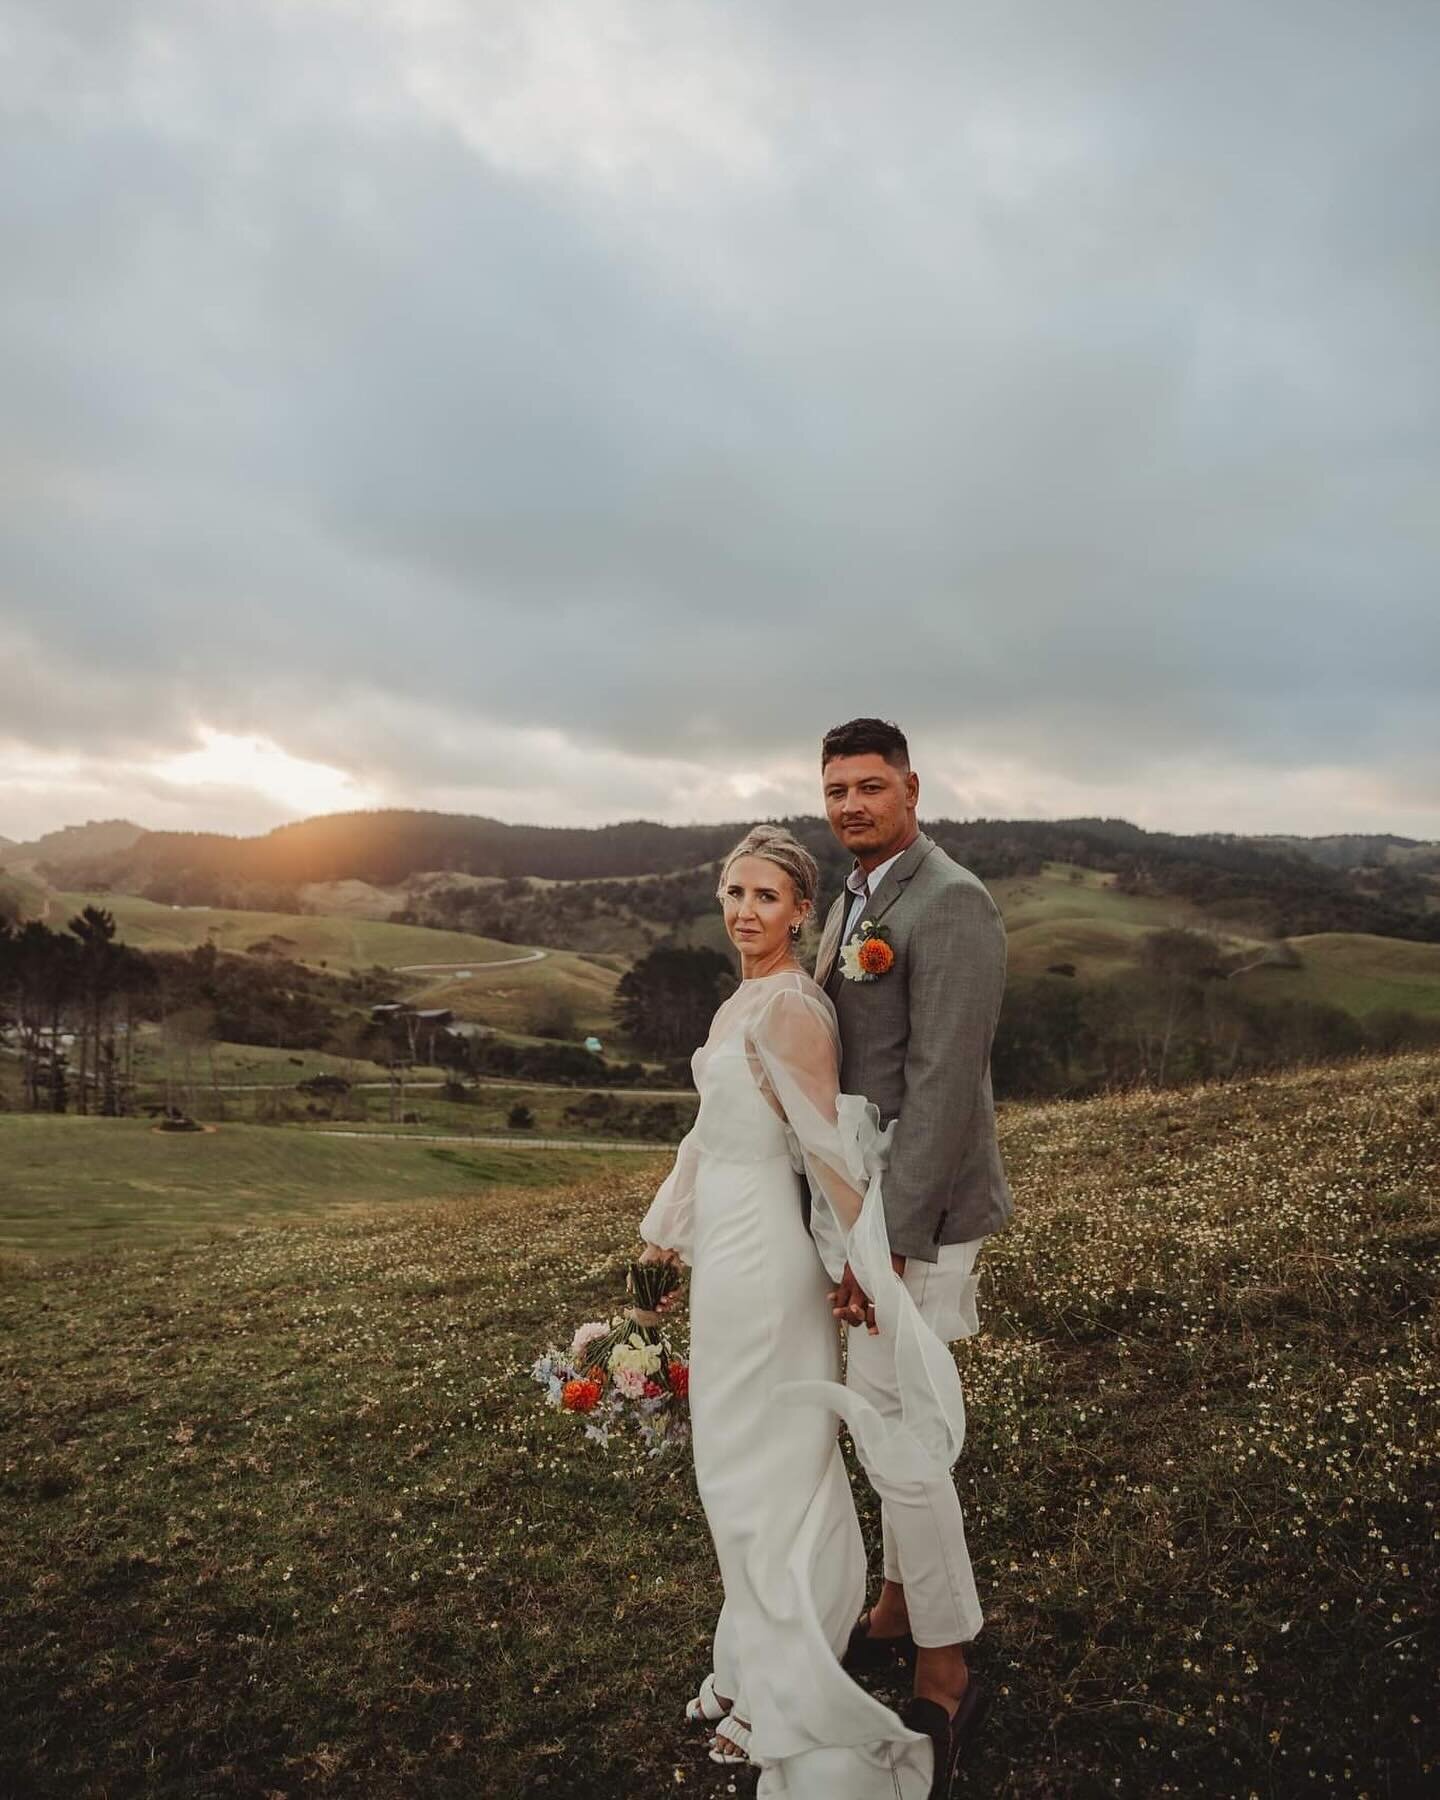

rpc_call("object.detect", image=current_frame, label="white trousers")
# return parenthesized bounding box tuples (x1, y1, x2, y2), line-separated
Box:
(843, 1234, 988, 1648)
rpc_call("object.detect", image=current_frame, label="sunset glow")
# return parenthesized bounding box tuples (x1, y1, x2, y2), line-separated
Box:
(148, 730, 379, 819)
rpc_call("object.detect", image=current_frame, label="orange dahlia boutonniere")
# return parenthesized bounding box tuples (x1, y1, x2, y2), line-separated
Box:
(839, 920, 896, 983)
(857, 936, 894, 976)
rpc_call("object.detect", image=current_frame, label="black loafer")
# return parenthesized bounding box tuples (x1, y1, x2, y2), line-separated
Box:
(900, 1680, 991, 1797)
(841, 1610, 918, 1675)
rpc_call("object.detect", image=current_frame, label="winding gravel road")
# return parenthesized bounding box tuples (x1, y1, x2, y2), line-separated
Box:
(392, 949, 548, 973)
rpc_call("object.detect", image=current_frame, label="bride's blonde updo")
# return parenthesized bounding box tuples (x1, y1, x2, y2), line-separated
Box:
(716, 825, 820, 931)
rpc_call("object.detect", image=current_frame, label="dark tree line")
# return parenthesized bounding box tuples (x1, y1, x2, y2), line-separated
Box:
(615, 946, 736, 1059)
(394, 866, 745, 950)
(52, 810, 743, 894)
(425, 1027, 691, 1091)
(610, 934, 1440, 1102)
(992, 929, 1440, 1099)
(0, 909, 154, 1112)
(0, 920, 399, 1114)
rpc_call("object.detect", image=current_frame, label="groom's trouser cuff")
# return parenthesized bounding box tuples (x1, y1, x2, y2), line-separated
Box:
(876, 1474, 982, 1646)
(844, 1236, 987, 1646)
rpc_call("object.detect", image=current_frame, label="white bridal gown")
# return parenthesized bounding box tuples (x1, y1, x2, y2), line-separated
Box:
(640, 970, 971, 1800)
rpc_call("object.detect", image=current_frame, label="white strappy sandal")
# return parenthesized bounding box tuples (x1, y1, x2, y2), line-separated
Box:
(708, 1713, 753, 1765)
(683, 1670, 731, 1727)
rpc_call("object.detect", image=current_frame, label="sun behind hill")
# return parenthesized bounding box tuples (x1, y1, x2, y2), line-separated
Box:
(151, 729, 377, 819)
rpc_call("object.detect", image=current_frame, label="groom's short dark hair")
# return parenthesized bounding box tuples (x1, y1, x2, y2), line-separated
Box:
(821, 718, 910, 771)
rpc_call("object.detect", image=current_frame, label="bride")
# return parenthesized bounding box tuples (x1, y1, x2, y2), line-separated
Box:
(639, 825, 971, 1799)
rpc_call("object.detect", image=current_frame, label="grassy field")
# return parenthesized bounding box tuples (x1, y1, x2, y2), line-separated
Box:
(44, 889, 634, 1043)
(168, 1085, 696, 1144)
(992, 863, 1265, 981)
(0, 1031, 693, 1147)
(406, 950, 623, 1040)
(2, 1052, 1436, 1797)
(297, 879, 413, 919)
(1239, 932, 1440, 1019)
(681, 860, 1261, 978)
(48, 891, 522, 973)
(0, 1115, 641, 1259)
(120, 1030, 452, 1090)
(989, 865, 1440, 1024)
(36, 866, 1440, 1047)
(265, 1088, 697, 1142)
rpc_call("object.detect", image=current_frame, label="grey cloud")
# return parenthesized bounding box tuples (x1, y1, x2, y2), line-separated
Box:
(1, 0, 1438, 831)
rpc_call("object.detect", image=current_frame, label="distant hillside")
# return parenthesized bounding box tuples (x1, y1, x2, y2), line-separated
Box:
(30, 807, 1440, 945)
(0, 818, 145, 870)
(49, 810, 742, 891)
(1237, 831, 1440, 872)
(0, 870, 49, 926)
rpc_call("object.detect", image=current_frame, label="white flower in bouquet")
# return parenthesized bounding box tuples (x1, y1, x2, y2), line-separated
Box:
(609, 1338, 663, 1378)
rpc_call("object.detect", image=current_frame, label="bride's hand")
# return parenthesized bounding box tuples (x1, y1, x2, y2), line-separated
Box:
(828, 1261, 879, 1335)
(638, 1242, 684, 1310)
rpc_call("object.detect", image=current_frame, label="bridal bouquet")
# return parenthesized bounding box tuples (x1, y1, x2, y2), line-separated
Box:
(530, 1257, 690, 1457)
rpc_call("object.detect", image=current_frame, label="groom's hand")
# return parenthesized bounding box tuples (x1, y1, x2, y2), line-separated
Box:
(828, 1254, 908, 1335)
(830, 1265, 871, 1332)
(829, 1261, 877, 1334)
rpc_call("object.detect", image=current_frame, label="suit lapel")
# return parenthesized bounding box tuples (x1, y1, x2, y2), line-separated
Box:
(864, 833, 936, 928)
(813, 893, 846, 988)
(815, 834, 937, 988)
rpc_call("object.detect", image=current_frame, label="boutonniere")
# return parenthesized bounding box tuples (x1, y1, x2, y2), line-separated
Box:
(839, 919, 895, 982)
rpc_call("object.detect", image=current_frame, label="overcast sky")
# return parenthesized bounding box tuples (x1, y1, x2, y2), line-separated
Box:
(2, 0, 1437, 845)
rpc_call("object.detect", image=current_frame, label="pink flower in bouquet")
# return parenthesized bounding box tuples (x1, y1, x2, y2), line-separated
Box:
(568, 1321, 611, 1362)
(612, 1365, 648, 1399)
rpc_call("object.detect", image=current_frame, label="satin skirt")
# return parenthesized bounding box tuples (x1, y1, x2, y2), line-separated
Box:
(688, 1147, 933, 1798)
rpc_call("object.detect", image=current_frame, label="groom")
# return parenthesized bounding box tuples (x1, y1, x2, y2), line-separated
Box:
(811, 717, 1013, 1781)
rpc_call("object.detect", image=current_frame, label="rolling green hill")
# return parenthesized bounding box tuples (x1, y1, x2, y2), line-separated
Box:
(991, 861, 1267, 980)
(987, 863, 1440, 1019)
(43, 889, 631, 1047)
(49, 890, 521, 973)
(405, 950, 623, 1040)
(1238, 931, 1440, 1019)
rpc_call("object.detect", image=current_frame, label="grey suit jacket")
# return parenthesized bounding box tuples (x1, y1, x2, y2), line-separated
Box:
(813, 831, 1013, 1261)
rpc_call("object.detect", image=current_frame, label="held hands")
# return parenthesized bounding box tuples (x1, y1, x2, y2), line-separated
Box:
(827, 1254, 907, 1335)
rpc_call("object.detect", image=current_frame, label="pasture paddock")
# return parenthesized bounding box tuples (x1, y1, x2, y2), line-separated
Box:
(0, 1115, 629, 1259)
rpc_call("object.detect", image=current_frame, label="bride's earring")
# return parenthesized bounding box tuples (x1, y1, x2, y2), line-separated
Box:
(789, 922, 801, 939)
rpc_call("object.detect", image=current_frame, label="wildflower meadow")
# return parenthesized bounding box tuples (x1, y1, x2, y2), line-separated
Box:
(2, 1050, 1436, 1797)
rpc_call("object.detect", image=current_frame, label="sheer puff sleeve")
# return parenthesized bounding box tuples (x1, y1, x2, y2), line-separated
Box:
(749, 980, 970, 1488)
(638, 1126, 700, 1265)
(746, 985, 876, 1258)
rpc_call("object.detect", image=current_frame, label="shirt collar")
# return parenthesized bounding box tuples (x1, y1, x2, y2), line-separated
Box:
(846, 847, 904, 900)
